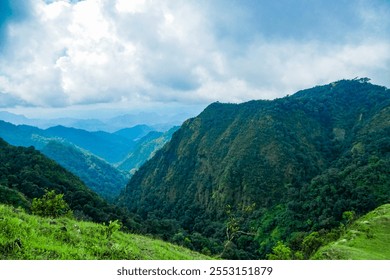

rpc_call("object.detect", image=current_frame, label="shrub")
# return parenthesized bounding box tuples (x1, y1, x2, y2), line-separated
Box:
(31, 190, 72, 218)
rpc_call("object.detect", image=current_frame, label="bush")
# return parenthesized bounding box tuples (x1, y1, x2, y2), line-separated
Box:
(31, 190, 72, 218)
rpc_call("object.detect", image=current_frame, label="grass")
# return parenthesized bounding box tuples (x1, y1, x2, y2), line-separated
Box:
(0, 204, 213, 260)
(313, 204, 390, 260)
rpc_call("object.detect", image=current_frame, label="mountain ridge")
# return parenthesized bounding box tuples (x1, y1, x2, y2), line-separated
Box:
(119, 79, 390, 258)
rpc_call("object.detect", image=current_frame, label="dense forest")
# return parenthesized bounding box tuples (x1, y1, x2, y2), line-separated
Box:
(119, 79, 390, 259)
(41, 141, 128, 201)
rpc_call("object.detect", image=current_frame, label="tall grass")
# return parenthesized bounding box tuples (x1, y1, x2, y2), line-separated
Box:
(0, 204, 212, 260)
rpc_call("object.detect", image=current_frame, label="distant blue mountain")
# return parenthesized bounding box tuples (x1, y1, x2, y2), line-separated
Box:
(44, 125, 134, 164)
(0, 111, 191, 132)
(113, 125, 154, 141)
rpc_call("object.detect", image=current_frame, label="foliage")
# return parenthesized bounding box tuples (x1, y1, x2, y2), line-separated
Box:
(31, 190, 71, 218)
(267, 241, 292, 260)
(0, 185, 30, 209)
(104, 220, 122, 238)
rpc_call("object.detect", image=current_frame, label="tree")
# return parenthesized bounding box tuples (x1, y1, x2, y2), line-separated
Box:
(31, 190, 71, 218)
(342, 211, 356, 226)
(301, 232, 324, 259)
(267, 241, 292, 260)
(222, 203, 256, 258)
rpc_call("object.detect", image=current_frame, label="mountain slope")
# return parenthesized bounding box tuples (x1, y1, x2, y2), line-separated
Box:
(313, 204, 390, 260)
(118, 79, 390, 259)
(0, 204, 211, 260)
(41, 141, 128, 201)
(0, 138, 135, 228)
(113, 124, 155, 141)
(117, 127, 179, 173)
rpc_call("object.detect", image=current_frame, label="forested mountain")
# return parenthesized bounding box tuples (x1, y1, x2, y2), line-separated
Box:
(41, 141, 128, 201)
(119, 79, 390, 259)
(117, 127, 179, 173)
(0, 138, 135, 228)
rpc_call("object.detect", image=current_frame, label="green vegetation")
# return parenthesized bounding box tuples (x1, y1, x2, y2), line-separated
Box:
(0, 138, 137, 229)
(0, 204, 211, 260)
(313, 204, 390, 260)
(119, 79, 390, 259)
(31, 190, 71, 218)
(41, 141, 128, 200)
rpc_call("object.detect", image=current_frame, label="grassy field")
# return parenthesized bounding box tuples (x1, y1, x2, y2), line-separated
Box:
(0, 204, 212, 260)
(313, 204, 390, 260)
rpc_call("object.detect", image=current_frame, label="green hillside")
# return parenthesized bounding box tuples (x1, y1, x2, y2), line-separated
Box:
(0, 204, 211, 260)
(41, 141, 128, 201)
(313, 204, 390, 260)
(119, 79, 390, 259)
(0, 138, 136, 229)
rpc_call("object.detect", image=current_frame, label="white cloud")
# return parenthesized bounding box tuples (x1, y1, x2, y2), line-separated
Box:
(0, 0, 389, 111)
(115, 0, 146, 14)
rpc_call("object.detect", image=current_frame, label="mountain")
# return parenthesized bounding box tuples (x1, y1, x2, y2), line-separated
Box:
(0, 120, 43, 148)
(117, 127, 180, 173)
(118, 79, 390, 259)
(43, 126, 134, 164)
(0, 111, 193, 132)
(113, 124, 155, 141)
(0, 111, 31, 125)
(0, 203, 211, 260)
(41, 141, 128, 201)
(0, 121, 132, 198)
(313, 204, 390, 260)
(0, 121, 135, 163)
(0, 138, 135, 228)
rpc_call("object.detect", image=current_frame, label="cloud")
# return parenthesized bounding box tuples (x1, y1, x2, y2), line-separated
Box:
(0, 0, 32, 50)
(0, 0, 389, 110)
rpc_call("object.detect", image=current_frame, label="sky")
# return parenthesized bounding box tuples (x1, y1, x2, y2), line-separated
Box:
(0, 0, 389, 119)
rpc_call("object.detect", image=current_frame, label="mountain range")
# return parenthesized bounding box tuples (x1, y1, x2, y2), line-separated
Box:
(0, 121, 175, 200)
(0, 111, 190, 132)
